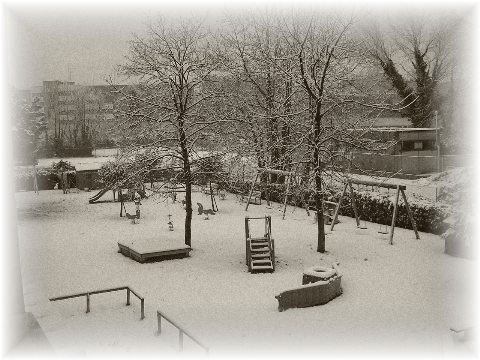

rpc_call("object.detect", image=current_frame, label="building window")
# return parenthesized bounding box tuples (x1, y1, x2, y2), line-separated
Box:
(413, 141, 423, 150)
(401, 140, 436, 152)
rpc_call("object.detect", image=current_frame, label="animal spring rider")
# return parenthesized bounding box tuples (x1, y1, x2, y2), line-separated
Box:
(197, 203, 216, 220)
(168, 214, 174, 231)
(219, 189, 227, 200)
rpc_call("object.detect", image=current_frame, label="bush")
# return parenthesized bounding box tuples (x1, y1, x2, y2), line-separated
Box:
(15, 165, 60, 191)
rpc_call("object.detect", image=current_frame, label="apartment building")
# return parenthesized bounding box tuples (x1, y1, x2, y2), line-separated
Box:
(43, 80, 121, 148)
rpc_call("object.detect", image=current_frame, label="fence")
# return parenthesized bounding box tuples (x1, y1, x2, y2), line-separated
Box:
(49, 286, 145, 320)
(157, 310, 209, 353)
(351, 152, 472, 178)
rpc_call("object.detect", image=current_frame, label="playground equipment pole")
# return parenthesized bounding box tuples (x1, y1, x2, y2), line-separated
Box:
(435, 111, 441, 174)
(435, 110, 441, 202)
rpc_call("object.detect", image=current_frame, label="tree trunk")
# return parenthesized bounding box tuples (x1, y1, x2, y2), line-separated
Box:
(315, 171, 325, 253)
(179, 117, 192, 247)
(313, 105, 325, 253)
(184, 176, 192, 247)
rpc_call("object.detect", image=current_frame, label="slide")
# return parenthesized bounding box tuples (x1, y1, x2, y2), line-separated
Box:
(88, 188, 111, 204)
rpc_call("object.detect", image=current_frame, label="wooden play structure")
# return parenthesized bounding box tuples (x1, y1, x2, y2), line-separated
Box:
(330, 178, 420, 244)
(245, 168, 293, 219)
(275, 264, 342, 312)
(245, 216, 275, 273)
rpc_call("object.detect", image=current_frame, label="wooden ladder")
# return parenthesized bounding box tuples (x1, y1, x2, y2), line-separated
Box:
(245, 216, 275, 273)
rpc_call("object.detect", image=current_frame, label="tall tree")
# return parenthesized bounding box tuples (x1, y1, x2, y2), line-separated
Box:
(12, 96, 46, 165)
(224, 14, 298, 182)
(112, 19, 227, 247)
(367, 20, 452, 127)
(284, 16, 394, 252)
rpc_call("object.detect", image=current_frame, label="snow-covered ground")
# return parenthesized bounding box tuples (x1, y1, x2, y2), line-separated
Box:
(15, 188, 476, 357)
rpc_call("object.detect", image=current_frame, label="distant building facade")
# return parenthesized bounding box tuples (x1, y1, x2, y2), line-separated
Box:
(43, 80, 122, 151)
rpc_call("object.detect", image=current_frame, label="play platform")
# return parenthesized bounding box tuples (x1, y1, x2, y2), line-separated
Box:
(118, 237, 191, 263)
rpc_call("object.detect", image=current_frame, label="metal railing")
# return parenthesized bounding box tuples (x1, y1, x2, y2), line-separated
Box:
(50, 286, 145, 320)
(157, 310, 209, 353)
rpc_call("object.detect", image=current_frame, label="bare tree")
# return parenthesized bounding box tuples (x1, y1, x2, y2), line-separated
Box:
(283, 15, 395, 253)
(223, 14, 300, 182)
(112, 19, 227, 247)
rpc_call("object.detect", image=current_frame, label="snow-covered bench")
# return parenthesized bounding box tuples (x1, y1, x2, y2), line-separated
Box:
(275, 265, 342, 312)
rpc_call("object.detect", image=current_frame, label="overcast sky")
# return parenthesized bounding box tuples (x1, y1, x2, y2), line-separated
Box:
(3, 0, 477, 90)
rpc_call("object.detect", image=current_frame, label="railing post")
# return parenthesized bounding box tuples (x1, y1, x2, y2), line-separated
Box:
(157, 312, 162, 335)
(140, 299, 145, 320)
(86, 293, 90, 313)
(179, 330, 184, 351)
(126, 288, 130, 306)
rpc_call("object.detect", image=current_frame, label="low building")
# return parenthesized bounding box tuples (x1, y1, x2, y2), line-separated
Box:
(75, 163, 103, 190)
(348, 118, 452, 178)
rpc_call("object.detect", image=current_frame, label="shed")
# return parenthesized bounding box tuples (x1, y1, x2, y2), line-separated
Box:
(366, 127, 439, 156)
(75, 162, 103, 190)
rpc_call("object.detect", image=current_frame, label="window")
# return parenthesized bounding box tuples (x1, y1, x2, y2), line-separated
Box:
(401, 140, 436, 152)
(413, 141, 423, 150)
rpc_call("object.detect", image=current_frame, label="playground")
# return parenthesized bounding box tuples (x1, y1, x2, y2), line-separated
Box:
(15, 185, 475, 357)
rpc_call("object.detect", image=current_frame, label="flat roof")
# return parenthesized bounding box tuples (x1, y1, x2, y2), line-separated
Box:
(349, 127, 439, 132)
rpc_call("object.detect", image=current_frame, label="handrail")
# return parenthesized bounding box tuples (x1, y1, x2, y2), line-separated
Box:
(50, 286, 145, 320)
(157, 310, 209, 353)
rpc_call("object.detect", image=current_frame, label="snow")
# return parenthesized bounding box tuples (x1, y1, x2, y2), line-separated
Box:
(303, 266, 337, 279)
(36, 156, 115, 170)
(14, 187, 477, 357)
(118, 237, 190, 253)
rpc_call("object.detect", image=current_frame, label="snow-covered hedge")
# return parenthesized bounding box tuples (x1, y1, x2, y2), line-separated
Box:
(14, 165, 59, 191)
(432, 167, 474, 258)
(327, 190, 450, 235)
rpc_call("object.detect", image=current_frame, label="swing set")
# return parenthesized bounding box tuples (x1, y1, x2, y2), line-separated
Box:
(245, 168, 294, 220)
(330, 178, 420, 245)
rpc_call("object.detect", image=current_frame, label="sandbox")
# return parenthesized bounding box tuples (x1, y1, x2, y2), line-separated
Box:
(118, 237, 191, 263)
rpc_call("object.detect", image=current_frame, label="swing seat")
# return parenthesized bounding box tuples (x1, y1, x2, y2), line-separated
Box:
(378, 227, 389, 234)
(240, 191, 261, 205)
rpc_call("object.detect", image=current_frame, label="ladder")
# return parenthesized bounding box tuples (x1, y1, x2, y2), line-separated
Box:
(245, 216, 275, 273)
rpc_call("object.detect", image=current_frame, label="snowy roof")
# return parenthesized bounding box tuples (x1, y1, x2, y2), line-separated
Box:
(372, 117, 412, 128)
(75, 163, 104, 172)
(37, 156, 115, 171)
(349, 127, 439, 132)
